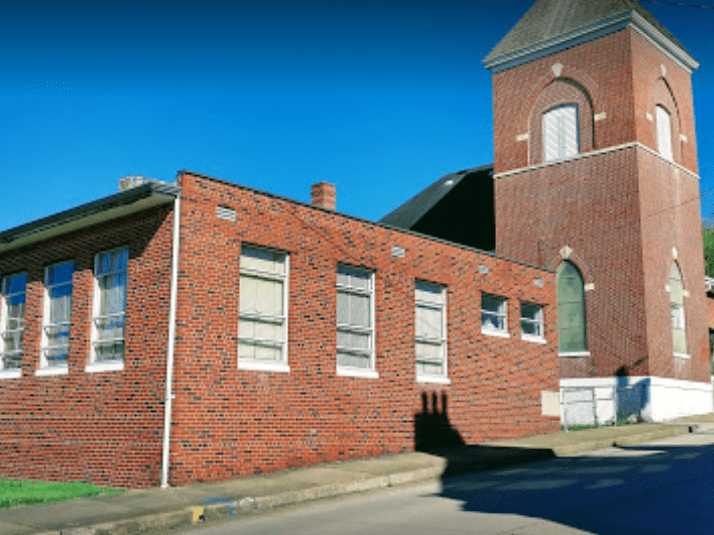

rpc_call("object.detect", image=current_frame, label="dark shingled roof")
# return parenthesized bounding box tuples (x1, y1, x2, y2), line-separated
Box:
(380, 165, 493, 230)
(485, 0, 690, 66)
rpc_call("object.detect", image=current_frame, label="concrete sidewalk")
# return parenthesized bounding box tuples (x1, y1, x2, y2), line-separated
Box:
(0, 418, 706, 535)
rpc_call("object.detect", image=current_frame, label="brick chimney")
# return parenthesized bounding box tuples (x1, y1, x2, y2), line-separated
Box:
(311, 182, 336, 211)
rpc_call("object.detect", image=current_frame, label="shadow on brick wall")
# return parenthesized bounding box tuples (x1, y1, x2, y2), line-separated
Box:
(414, 391, 465, 452)
(414, 391, 555, 478)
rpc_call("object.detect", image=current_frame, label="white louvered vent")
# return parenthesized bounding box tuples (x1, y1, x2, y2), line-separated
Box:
(543, 104, 579, 162)
(391, 245, 406, 258)
(216, 205, 237, 222)
(656, 105, 673, 162)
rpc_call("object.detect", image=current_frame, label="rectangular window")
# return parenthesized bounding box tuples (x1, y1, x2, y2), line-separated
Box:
(521, 302, 545, 342)
(415, 281, 448, 382)
(656, 105, 673, 162)
(0, 273, 27, 374)
(336, 265, 376, 376)
(543, 104, 579, 162)
(41, 261, 74, 372)
(481, 293, 508, 336)
(91, 247, 128, 369)
(238, 245, 289, 371)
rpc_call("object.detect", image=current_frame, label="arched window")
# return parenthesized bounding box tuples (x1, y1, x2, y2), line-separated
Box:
(656, 105, 673, 162)
(543, 104, 579, 162)
(557, 261, 587, 354)
(669, 262, 687, 356)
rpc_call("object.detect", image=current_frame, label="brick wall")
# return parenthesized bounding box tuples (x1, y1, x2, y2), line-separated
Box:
(638, 151, 709, 383)
(492, 30, 635, 175)
(0, 207, 173, 488)
(495, 148, 649, 379)
(707, 295, 714, 330)
(492, 27, 708, 384)
(631, 30, 699, 174)
(168, 172, 560, 485)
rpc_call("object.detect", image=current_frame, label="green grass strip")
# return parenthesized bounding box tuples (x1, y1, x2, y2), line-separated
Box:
(0, 479, 123, 508)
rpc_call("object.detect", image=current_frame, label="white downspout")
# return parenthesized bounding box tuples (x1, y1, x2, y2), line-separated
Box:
(161, 196, 181, 489)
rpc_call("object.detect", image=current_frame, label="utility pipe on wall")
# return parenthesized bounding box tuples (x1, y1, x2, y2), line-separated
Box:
(161, 196, 181, 489)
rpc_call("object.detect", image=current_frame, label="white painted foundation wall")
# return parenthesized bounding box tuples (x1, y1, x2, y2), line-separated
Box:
(560, 376, 713, 425)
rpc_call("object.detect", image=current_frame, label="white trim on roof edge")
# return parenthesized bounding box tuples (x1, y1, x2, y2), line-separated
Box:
(485, 10, 698, 74)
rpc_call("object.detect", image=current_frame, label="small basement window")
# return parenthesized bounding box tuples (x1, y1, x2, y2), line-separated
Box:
(520, 302, 545, 342)
(481, 293, 508, 336)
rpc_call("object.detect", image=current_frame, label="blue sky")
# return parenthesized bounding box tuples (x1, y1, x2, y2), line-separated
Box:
(0, 0, 713, 230)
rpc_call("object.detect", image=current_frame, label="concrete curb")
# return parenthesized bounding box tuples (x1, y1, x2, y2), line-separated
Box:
(28, 424, 696, 535)
(548, 424, 695, 456)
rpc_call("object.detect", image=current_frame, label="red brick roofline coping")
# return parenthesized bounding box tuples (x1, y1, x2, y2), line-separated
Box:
(177, 169, 554, 274)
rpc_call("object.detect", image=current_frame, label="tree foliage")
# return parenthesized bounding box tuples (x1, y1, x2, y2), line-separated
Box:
(703, 226, 714, 277)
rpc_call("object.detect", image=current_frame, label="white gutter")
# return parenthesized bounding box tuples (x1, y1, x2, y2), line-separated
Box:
(161, 196, 181, 489)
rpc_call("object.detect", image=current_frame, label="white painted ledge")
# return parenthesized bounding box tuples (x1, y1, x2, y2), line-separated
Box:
(481, 329, 510, 339)
(559, 351, 591, 358)
(238, 360, 290, 373)
(417, 375, 452, 385)
(337, 367, 379, 380)
(494, 142, 699, 181)
(85, 361, 124, 374)
(673, 353, 691, 360)
(35, 366, 68, 377)
(0, 369, 21, 380)
(522, 335, 547, 345)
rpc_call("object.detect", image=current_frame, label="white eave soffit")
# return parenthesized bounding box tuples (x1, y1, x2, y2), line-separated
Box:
(484, 11, 699, 74)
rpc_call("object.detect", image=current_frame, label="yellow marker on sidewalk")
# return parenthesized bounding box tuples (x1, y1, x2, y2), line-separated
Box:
(192, 506, 205, 524)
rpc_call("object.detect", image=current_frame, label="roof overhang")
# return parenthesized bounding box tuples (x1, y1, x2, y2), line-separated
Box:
(0, 182, 180, 256)
(484, 10, 699, 74)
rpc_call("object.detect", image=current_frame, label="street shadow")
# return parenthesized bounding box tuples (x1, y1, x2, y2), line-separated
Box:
(414, 390, 714, 533)
(414, 391, 555, 477)
(435, 440, 714, 534)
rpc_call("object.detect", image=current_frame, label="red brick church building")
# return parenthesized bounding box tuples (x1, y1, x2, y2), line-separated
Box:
(0, 0, 711, 488)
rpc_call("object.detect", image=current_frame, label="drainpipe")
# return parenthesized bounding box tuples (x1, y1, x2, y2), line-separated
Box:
(161, 196, 181, 489)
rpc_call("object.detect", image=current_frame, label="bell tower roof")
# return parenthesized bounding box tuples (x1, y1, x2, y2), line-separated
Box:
(484, 0, 698, 73)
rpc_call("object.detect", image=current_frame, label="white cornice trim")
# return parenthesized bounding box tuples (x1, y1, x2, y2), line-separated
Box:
(629, 12, 698, 73)
(636, 142, 699, 179)
(493, 142, 699, 181)
(485, 10, 698, 74)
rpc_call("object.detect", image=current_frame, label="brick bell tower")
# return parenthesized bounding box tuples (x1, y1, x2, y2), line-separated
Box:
(486, 0, 712, 422)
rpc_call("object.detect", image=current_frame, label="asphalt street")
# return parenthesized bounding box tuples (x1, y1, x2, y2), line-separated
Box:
(184, 430, 714, 535)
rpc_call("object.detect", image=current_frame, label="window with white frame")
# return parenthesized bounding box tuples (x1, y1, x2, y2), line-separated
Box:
(41, 261, 74, 370)
(238, 245, 288, 367)
(543, 104, 579, 162)
(91, 248, 128, 365)
(520, 302, 544, 342)
(415, 281, 447, 380)
(669, 262, 687, 356)
(656, 105, 674, 162)
(0, 273, 27, 372)
(481, 293, 508, 335)
(336, 265, 375, 372)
